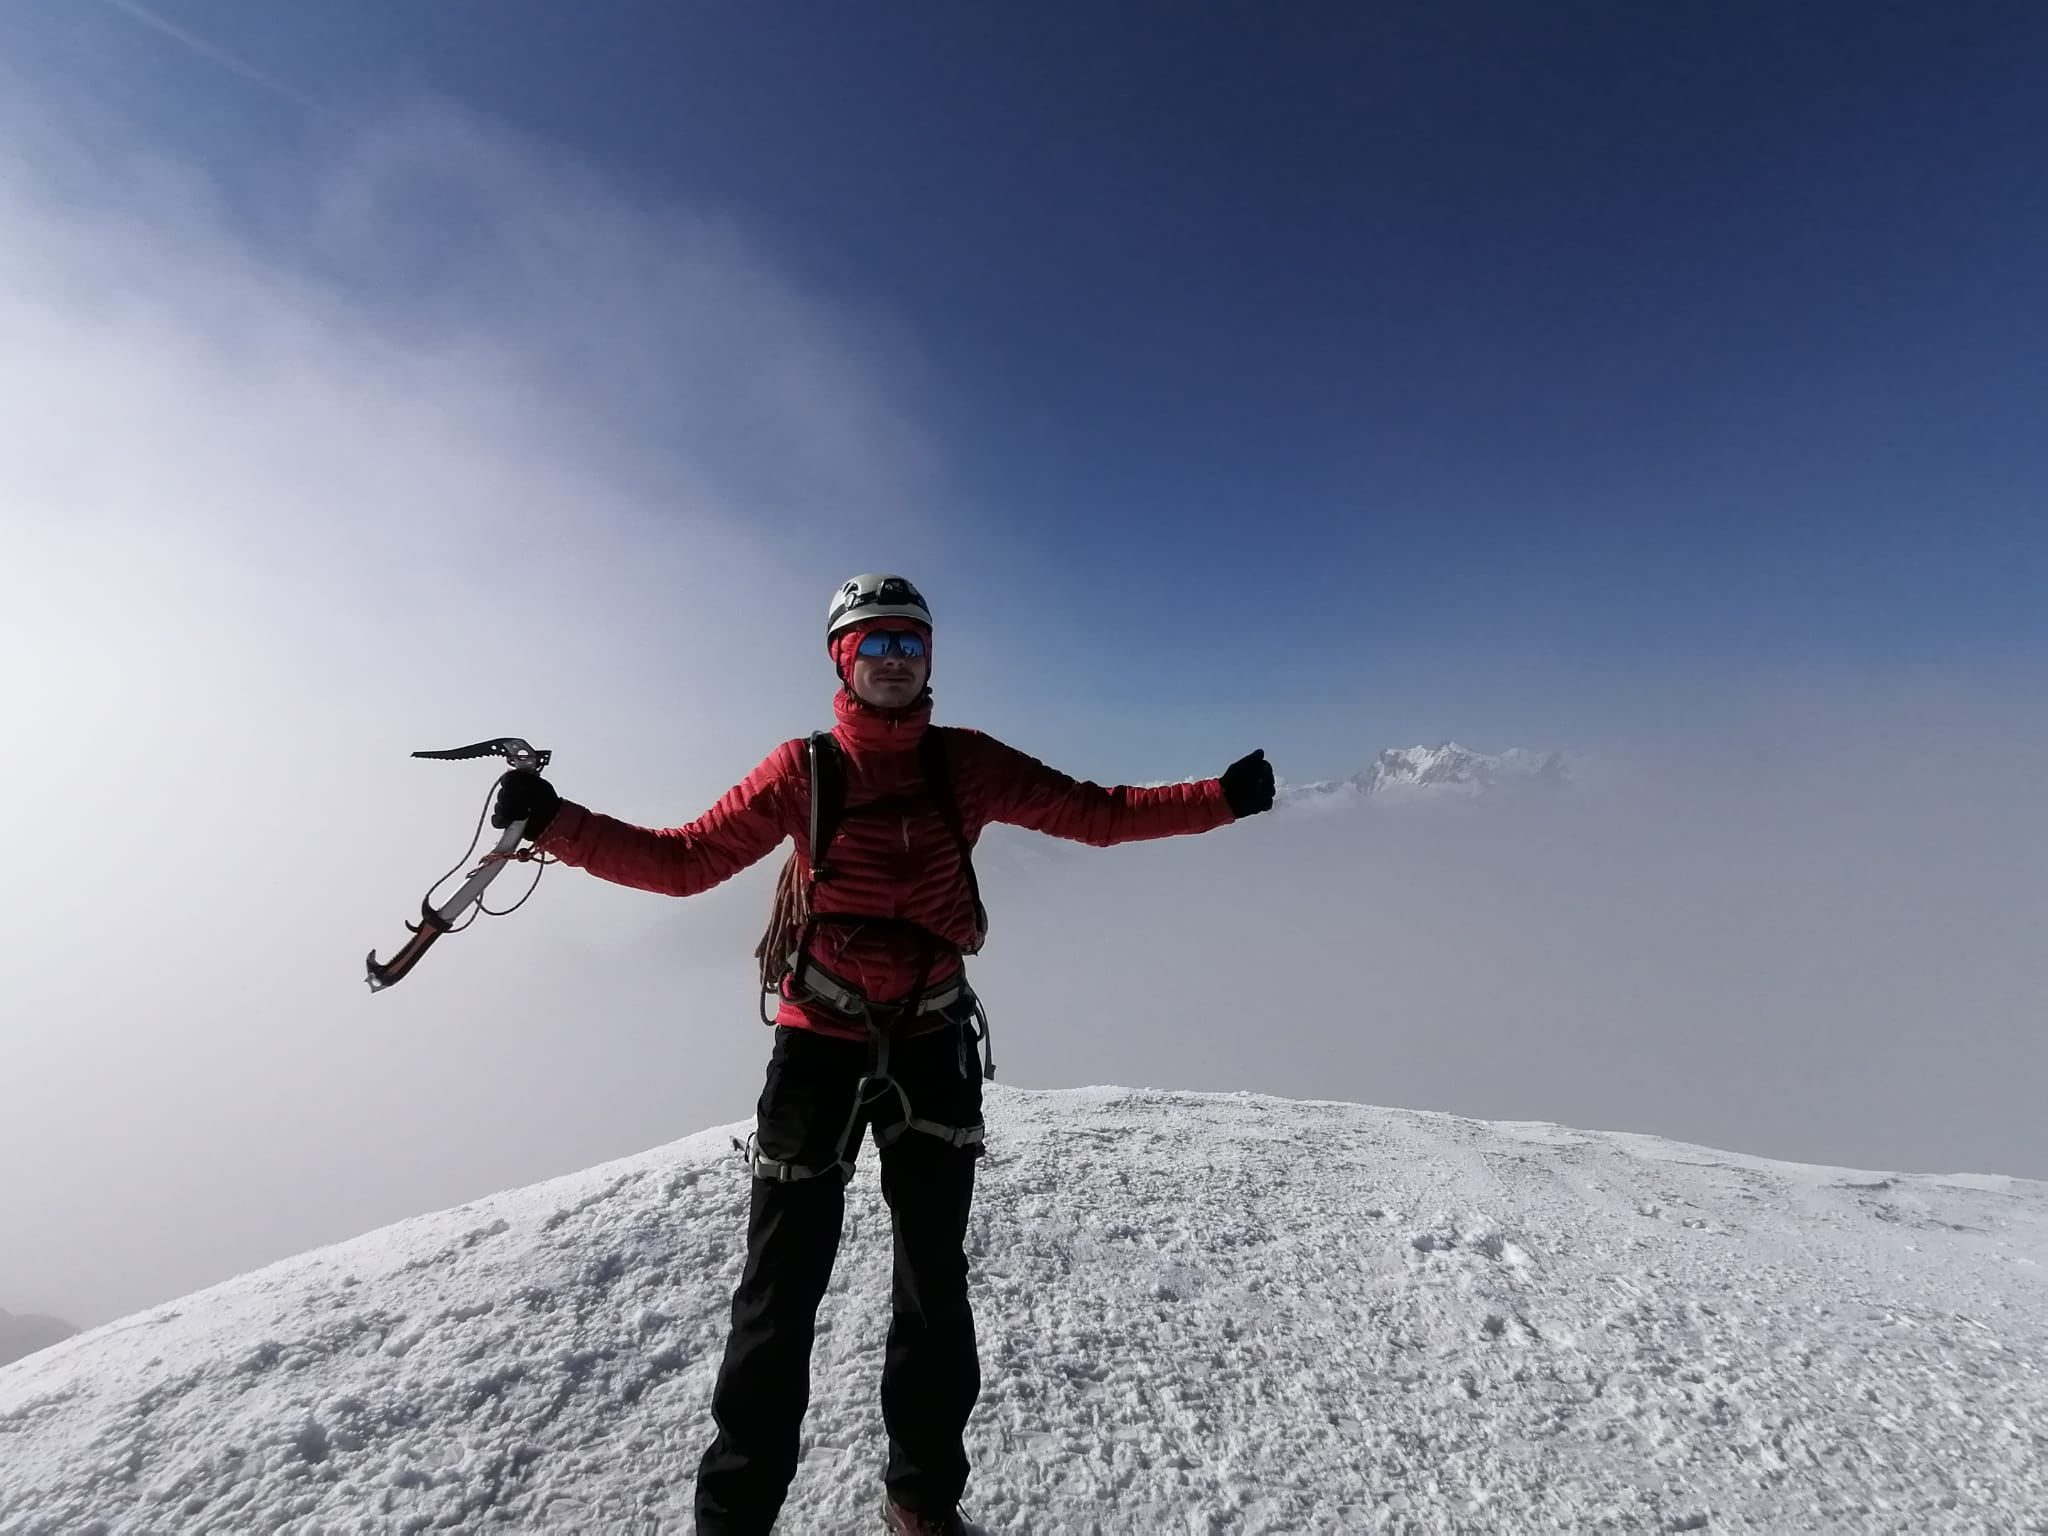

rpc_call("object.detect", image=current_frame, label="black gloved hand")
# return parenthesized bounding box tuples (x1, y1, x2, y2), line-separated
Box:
(1220, 749, 1275, 818)
(491, 769, 561, 842)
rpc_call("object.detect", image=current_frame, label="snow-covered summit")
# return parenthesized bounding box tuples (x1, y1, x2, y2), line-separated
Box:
(1364, 742, 1572, 793)
(1284, 741, 1577, 807)
(2, 1087, 2042, 1532)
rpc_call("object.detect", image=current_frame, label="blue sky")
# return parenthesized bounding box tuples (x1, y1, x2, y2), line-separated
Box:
(15, 1, 2048, 764)
(6, 4, 2048, 1324)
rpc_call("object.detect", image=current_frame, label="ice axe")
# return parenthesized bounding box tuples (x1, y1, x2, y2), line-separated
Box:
(365, 737, 553, 992)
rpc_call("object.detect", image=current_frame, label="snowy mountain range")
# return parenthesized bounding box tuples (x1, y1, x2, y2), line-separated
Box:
(0, 1310, 77, 1370)
(1281, 742, 1578, 808)
(3, 1087, 2042, 1531)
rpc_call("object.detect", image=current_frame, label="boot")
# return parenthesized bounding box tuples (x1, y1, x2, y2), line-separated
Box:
(880, 1496, 967, 1535)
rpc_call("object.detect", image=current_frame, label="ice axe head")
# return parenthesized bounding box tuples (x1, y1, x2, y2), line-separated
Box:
(410, 737, 552, 774)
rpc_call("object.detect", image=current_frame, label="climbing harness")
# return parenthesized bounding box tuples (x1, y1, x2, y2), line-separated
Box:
(741, 1009, 991, 1186)
(744, 727, 997, 1183)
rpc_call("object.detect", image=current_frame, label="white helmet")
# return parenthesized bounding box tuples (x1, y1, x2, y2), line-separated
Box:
(825, 573, 932, 646)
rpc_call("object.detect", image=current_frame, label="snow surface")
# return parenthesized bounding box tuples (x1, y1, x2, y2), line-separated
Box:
(2, 1087, 2044, 1533)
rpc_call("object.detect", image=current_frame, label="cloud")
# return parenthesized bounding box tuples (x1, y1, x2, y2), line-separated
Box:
(968, 679, 2048, 1185)
(0, 90, 945, 1323)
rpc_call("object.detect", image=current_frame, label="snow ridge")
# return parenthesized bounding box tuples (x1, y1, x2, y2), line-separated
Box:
(2, 1088, 2042, 1532)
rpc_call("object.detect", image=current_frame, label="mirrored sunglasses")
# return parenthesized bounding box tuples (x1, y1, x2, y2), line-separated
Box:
(855, 630, 927, 660)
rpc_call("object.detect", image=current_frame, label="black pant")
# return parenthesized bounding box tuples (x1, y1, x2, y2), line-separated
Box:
(694, 1019, 984, 1535)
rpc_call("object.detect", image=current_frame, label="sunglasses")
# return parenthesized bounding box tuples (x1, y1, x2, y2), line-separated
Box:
(855, 630, 927, 660)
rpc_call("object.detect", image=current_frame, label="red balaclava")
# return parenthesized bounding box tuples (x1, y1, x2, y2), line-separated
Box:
(831, 617, 934, 697)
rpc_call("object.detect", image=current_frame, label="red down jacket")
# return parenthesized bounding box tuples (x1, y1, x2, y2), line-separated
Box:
(537, 689, 1237, 1038)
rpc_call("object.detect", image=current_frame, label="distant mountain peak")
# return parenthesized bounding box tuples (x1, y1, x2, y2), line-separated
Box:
(0, 1308, 79, 1369)
(1361, 741, 1570, 793)
(1283, 741, 1577, 806)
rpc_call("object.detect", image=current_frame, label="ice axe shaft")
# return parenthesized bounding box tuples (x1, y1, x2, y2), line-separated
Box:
(365, 816, 527, 990)
(366, 738, 551, 992)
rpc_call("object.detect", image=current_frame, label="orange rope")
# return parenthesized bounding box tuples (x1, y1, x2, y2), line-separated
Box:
(754, 847, 810, 993)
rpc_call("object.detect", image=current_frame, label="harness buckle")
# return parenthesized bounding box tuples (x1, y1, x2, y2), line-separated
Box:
(742, 1131, 854, 1186)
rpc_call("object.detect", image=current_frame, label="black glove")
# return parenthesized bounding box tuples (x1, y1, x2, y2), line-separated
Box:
(1220, 749, 1275, 818)
(491, 769, 561, 842)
